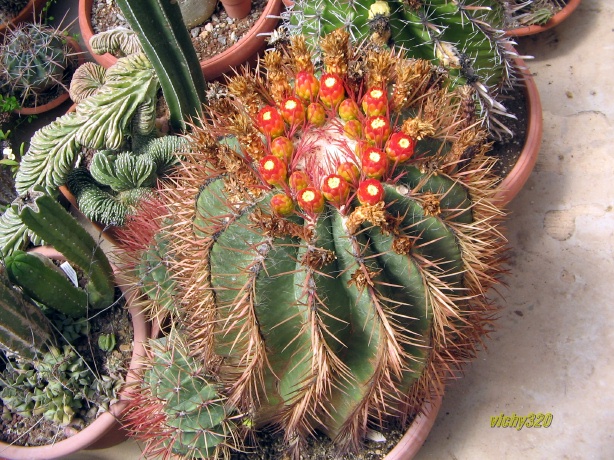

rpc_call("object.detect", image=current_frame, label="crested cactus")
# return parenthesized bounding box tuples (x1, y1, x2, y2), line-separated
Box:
(0, 22, 77, 106)
(65, 135, 188, 226)
(285, 0, 518, 136)
(0, 265, 55, 360)
(121, 30, 506, 458)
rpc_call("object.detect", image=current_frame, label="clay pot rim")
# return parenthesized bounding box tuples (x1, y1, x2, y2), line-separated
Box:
(505, 0, 582, 37)
(0, 0, 48, 34)
(495, 51, 543, 206)
(0, 246, 149, 459)
(13, 36, 85, 116)
(78, 0, 283, 80)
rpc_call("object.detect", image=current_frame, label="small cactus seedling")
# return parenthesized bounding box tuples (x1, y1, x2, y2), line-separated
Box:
(121, 30, 506, 458)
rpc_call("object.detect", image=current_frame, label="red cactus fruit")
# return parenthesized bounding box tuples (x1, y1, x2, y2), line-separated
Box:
(270, 136, 294, 162)
(338, 98, 360, 121)
(364, 115, 391, 145)
(280, 96, 305, 126)
(337, 162, 360, 185)
(354, 140, 369, 160)
(295, 70, 320, 102)
(357, 179, 385, 205)
(319, 73, 345, 108)
(259, 155, 287, 186)
(271, 193, 295, 216)
(362, 87, 388, 117)
(385, 132, 416, 163)
(297, 187, 325, 213)
(257, 106, 285, 138)
(361, 146, 389, 179)
(344, 119, 362, 140)
(321, 174, 350, 206)
(307, 102, 327, 127)
(289, 170, 310, 192)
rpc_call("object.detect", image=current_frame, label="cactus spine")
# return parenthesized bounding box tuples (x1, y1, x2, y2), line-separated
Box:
(122, 30, 506, 458)
(0, 266, 55, 360)
(14, 187, 115, 309)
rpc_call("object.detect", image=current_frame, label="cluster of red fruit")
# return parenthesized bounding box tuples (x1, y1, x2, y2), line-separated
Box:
(255, 71, 417, 217)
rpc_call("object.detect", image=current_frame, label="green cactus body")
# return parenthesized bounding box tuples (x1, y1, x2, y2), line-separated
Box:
(124, 31, 505, 458)
(288, 0, 514, 134)
(5, 250, 89, 318)
(0, 267, 54, 360)
(0, 23, 74, 104)
(14, 187, 115, 309)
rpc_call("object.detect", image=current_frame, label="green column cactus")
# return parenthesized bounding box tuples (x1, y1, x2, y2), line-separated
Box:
(13, 187, 115, 310)
(121, 30, 506, 458)
(0, 266, 55, 360)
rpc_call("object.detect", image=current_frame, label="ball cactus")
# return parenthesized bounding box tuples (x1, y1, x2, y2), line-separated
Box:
(0, 22, 76, 106)
(122, 30, 506, 458)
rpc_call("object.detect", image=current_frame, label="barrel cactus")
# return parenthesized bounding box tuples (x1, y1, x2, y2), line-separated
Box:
(121, 30, 506, 458)
(0, 22, 77, 106)
(285, 0, 518, 136)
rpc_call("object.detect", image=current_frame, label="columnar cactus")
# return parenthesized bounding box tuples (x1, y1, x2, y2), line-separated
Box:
(286, 0, 517, 136)
(122, 30, 506, 458)
(0, 22, 76, 106)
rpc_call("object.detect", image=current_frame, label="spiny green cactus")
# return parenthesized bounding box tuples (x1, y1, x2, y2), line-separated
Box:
(121, 30, 506, 458)
(0, 266, 55, 360)
(65, 135, 187, 226)
(123, 333, 239, 459)
(286, 0, 517, 136)
(13, 187, 115, 309)
(0, 22, 76, 106)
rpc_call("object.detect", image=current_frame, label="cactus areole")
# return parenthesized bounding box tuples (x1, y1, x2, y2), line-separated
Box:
(125, 30, 506, 459)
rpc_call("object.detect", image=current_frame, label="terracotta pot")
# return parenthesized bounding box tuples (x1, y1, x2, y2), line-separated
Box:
(505, 0, 581, 37)
(0, 246, 150, 459)
(221, 0, 252, 20)
(78, 0, 283, 80)
(0, 0, 48, 35)
(494, 53, 543, 205)
(383, 392, 443, 460)
(14, 37, 85, 117)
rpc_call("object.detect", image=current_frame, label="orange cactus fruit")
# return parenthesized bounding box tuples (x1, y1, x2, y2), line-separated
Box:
(362, 87, 388, 117)
(257, 106, 285, 138)
(337, 162, 360, 185)
(364, 115, 391, 146)
(319, 73, 345, 108)
(271, 193, 295, 216)
(338, 98, 360, 121)
(289, 170, 310, 192)
(322, 174, 350, 206)
(385, 132, 416, 163)
(295, 70, 320, 102)
(357, 179, 385, 205)
(344, 119, 363, 140)
(297, 187, 325, 213)
(307, 102, 327, 127)
(259, 155, 288, 186)
(280, 96, 305, 126)
(270, 136, 294, 162)
(361, 146, 389, 179)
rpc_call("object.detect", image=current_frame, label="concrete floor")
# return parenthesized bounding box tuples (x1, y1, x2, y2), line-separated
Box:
(21, 0, 614, 458)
